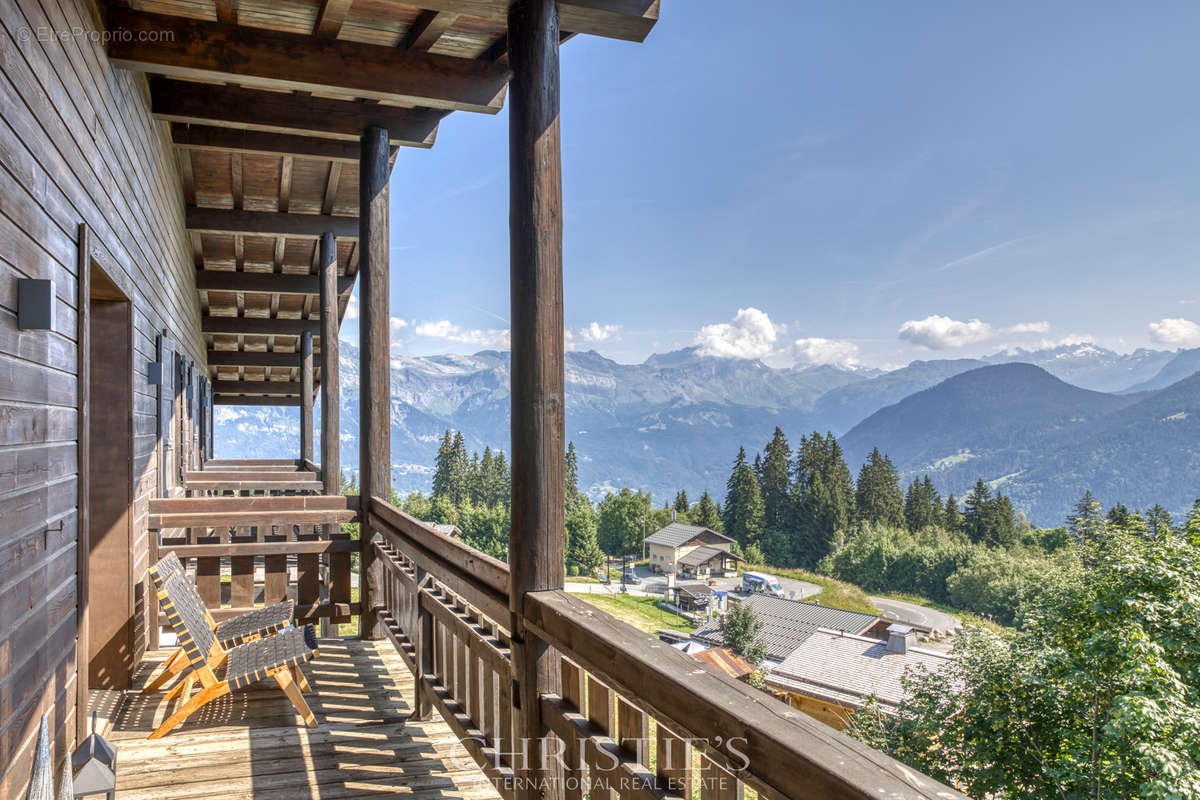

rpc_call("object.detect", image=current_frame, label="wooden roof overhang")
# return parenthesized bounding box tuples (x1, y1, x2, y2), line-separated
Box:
(104, 0, 658, 405)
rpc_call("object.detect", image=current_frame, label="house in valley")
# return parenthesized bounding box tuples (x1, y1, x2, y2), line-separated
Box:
(645, 522, 741, 577)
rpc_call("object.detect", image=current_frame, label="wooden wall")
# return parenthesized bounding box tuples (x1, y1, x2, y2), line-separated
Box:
(0, 0, 205, 794)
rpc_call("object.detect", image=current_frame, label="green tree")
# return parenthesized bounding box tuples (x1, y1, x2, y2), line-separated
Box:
(1107, 502, 1131, 528)
(790, 432, 855, 569)
(566, 499, 603, 574)
(903, 476, 942, 532)
(854, 448, 904, 528)
(1146, 504, 1174, 537)
(962, 479, 992, 544)
(565, 442, 580, 498)
(673, 490, 690, 515)
(692, 490, 723, 531)
(597, 489, 647, 556)
(760, 427, 792, 531)
(853, 523, 1200, 798)
(431, 430, 454, 499)
(943, 493, 963, 532)
(723, 447, 765, 546)
(718, 600, 767, 665)
(1067, 490, 1105, 541)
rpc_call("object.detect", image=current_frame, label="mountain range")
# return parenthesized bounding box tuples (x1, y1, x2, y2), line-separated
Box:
(214, 342, 1200, 526)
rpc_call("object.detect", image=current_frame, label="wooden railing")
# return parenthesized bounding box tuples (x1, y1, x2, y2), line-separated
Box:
(365, 496, 968, 800)
(148, 494, 359, 645)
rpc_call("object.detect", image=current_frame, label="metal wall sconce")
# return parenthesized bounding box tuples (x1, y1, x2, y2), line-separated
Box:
(18, 279, 55, 331)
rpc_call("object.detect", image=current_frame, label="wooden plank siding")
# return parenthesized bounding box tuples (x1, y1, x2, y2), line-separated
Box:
(0, 0, 206, 794)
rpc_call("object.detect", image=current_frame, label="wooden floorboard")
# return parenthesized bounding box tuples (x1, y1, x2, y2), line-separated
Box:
(109, 638, 502, 800)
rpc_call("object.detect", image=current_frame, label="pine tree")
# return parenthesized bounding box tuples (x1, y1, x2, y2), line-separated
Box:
(468, 451, 482, 504)
(789, 432, 855, 569)
(491, 451, 511, 509)
(1146, 504, 1174, 537)
(692, 490, 723, 531)
(903, 476, 942, 532)
(943, 493, 963, 532)
(723, 447, 765, 546)
(1067, 491, 1105, 541)
(431, 430, 454, 499)
(854, 448, 904, 528)
(673, 490, 690, 515)
(448, 431, 470, 505)
(982, 492, 1017, 547)
(565, 442, 580, 499)
(1106, 503, 1131, 528)
(479, 447, 495, 506)
(566, 497, 603, 574)
(963, 479, 992, 544)
(760, 428, 792, 531)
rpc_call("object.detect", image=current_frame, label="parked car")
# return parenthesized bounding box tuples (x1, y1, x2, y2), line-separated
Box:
(621, 570, 642, 585)
(741, 571, 785, 597)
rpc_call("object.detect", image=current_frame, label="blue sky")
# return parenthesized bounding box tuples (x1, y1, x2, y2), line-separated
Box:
(339, 0, 1200, 369)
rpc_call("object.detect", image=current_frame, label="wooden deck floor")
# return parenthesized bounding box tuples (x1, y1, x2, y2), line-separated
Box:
(107, 638, 502, 800)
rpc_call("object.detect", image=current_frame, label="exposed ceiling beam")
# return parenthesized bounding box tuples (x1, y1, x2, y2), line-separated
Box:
(108, 8, 512, 113)
(314, 0, 354, 38)
(214, 395, 300, 406)
(214, 0, 236, 24)
(171, 123, 387, 163)
(186, 208, 358, 240)
(153, 80, 444, 146)
(213, 380, 302, 395)
(208, 350, 307, 368)
(202, 315, 321, 336)
(386, 0, 659, 42)
(196, 271, 355, 295)
(401, 10, 458, 52)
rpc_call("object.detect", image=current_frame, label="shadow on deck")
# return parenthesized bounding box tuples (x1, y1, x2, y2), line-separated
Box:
(106, 638, 500, 800)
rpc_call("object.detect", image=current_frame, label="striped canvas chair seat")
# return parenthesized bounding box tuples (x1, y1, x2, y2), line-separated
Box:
(148, 572, 319, 739)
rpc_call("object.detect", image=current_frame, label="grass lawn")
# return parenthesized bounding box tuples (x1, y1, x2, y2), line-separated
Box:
(741, 564, 880, 615)
(572, 592, 696, 635)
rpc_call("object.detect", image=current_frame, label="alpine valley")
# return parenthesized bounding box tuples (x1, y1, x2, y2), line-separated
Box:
(215, 342, 1200, 526)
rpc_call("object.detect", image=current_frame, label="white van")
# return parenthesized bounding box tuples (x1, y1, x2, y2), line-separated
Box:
(741, 571, 785, 597)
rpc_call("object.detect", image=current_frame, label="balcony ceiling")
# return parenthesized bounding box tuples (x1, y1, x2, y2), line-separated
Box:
(103, 0, 658, 404)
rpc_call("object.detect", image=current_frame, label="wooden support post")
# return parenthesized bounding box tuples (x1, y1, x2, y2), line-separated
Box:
(300, 330, 314, 464)
(358, 125, 389, 640)
(412, 568, 435, 720)
(507, 1, 565, 798)
(319, 233, 340, 497)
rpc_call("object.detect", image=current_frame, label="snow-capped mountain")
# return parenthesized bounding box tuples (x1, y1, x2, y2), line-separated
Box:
(215, 340, 1185, 518)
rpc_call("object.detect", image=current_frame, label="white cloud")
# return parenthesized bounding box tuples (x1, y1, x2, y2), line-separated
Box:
(579, 322, 621, 343)
(695, 307, 780, 359)
(389, 317, 407, 352)
(898, 315, 1051, 350)
(344, 292, 359, 320)
(415, 320, 510, 350)
(790, 337, 861, 367)
(1148, 317, 1200, 347)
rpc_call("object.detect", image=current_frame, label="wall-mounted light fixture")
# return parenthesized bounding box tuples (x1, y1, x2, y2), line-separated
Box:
(147, 362, 164, 385)
(18, 279, 55, 331)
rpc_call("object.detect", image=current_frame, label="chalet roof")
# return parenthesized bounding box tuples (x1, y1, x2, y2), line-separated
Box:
(767, 629, 955, 711)
(693, 595, 880, 662)
(677, 545, 738, 567)
(675, 583, 713, 599)
(644, 522, 732, 549)
(691, 647, 755, 681)
(101, 1, 657, 404)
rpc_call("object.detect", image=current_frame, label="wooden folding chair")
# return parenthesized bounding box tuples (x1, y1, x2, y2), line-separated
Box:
(145, 552, 296, 694)
(149, 571, 320, 739)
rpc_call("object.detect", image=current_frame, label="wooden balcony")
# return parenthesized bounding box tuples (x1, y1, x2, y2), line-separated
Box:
(109, 638, 500, 800)
(134, 492, 968, 800)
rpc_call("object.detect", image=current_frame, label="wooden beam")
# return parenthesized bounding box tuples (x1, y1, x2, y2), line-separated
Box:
(214, 380, 302, 395)
(314, 0, 354, 37)
(385, 0, 659, 42)
(321, 162, 343, 216)
(202, 315, 320, 336)
(186, 207, 358, 240)
(359, 126, 390, 641)
(172, 123, 383, 163)
(207, 349, 303, 368)
(155, 81, 444, 146)
(196, 270, 354, 295)
(300, 331, 314, 463)
(278, 156, 293, 212)
(214, 395, 300, 406)
(109, 9, 512, 113)
(319, 232, 341, 496)
(214, 0, 236, 24)
(401, 10, 459, 52)
(507, 3, 566, 800)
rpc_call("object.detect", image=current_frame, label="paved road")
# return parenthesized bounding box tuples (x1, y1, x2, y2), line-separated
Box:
(870, 596, 961, 637)
(568, 566, 821, 603)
